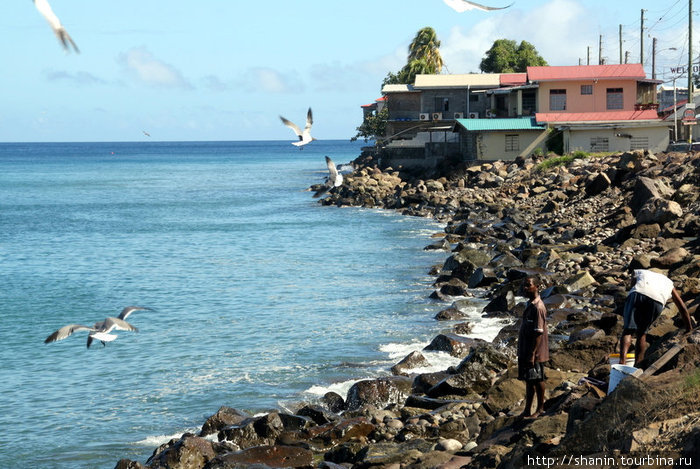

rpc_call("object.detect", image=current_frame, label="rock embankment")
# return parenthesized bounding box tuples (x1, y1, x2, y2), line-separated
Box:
(117, 150, 700, 469)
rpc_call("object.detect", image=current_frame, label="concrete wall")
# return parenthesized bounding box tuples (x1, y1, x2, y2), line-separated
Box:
(537, 79, 639, 113)
(386, 92, 421, 120)
(564, 125, 670, 153)
(420, 89, 490, 118)
(476, 131, 547, 160)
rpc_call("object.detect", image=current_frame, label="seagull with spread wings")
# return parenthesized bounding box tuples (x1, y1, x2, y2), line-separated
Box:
(280, 108, 315, 148)
(443, 0, 514, 12)
(33, 0, 79, 53)
(45, 306, 153, 348)
(313, 156, 343, 198)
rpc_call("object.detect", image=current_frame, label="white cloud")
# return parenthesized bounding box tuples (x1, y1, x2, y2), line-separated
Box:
(119, 46, 192, 89)
(440, 0, 589, 73)
(241, 67, 305, 94)
(44, 70, 109, 86)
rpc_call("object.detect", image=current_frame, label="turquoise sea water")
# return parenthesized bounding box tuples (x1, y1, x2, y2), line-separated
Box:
(0, 140, 489, 468)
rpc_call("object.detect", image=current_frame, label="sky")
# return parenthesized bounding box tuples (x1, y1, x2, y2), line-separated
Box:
(1, 0, 696, 142)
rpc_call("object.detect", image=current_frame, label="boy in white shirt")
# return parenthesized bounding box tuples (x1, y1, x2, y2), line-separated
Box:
(619, 269, 693, 367)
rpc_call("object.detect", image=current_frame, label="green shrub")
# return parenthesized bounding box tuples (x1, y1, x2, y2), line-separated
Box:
(535, 150, 589, 172)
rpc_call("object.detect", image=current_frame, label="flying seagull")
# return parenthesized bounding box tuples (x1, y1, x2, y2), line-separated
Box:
(45, 306, 152, 348)
(443, 0, 514, 12)
(313, 156, 343, 198)
(143, 130, 151, 137)
(280, 108, 315, 148)
(33, 0, 79, 53)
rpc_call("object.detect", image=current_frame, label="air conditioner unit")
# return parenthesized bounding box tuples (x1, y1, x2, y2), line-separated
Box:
(468, 112, 479, 119)
(419, 113, 430, 121)
(485, 110, 495, 118)
(453, 112, 464, 119)
(432, 112, 443, 121)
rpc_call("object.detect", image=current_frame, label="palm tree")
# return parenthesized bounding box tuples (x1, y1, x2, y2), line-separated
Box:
(407, 27, 443, 73)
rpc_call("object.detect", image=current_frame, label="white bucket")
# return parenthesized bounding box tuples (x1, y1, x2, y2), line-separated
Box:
(608, 364, 639, 394)
(608, 353, 635, 366)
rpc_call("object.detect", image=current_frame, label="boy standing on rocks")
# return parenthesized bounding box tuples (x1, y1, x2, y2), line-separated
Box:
(517, 276, 549, 419)
(619, 269, 694, 367)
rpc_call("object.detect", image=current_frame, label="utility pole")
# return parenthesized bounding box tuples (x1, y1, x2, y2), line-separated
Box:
(640, 9, 645, 64)
(652, 37, 657, 79)
(619, 25, 623, 64)
(587, 46, 590, 66)
(689, 0, 694, 100)
(599, 35, 603, 65)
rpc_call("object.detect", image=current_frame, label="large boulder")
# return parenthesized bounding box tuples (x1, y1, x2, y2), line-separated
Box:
(147, 434, 216, 469)
(391, 351, 430, 376)
(630, 177, 675, 214)
(423, 333, 483, 358)
(345, 376, 413, 411)
(200, 406, 249, 437)
(636, 197, 683, 225)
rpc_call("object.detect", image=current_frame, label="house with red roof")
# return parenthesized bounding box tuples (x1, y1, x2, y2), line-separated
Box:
(526, 64, 668, 153)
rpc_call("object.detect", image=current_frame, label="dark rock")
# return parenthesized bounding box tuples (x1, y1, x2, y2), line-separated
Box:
(468, 267, 499, 288)
(650, 247, 689, 269)
(568, 328, 605, 344)
(391, 351, 430, 376)
(200, 406, 249, 437)
(630, 176, 674, 214)
(636, 197, 683, 225)
(310, 417, 375, 447)
(630, 223, 661, 239)
(412, 371, 451, 395)
(439, 278, 470, 297)
(296, 405, 337, 426)
(585, 172, 611, 197)
(278, 413, 313, 432)
(424, 333, 483, 358)
(204, 445, 312, 469)
(114, 460, 146, 469)
(345, 376, 413, 411)
(483, 290, 515, 313)
(435, 307, 467, 321)
(453, 322, 474, 335)
(321, 392, 345, 414)
(147, 434, 216, 469)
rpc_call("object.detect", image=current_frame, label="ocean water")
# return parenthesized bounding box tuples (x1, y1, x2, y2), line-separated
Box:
(0, 140, 500, 469)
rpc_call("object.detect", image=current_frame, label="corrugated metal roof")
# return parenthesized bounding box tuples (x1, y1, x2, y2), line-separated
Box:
(414, 73, 501, 88)
(381, 84, 417, 93)
(535, 109, 661, 123)
(500, 73, 527, 86)
(453, 117, 544, 132)
(527, 64, 646, 81)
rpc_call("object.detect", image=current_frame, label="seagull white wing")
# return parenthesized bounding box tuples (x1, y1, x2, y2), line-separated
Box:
(325, 156, 339, 185)
(304, 108, 313, 133)
(45, 324, 93, 343)
(33, 0, 79, 52)
(280, 116, 303, 138)
(443, 0, 513, 12)
(102, 317, 139, 333)
(118, 306, 152, 321)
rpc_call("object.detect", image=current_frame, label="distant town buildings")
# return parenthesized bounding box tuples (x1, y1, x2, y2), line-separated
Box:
(363, 64, 684, 168)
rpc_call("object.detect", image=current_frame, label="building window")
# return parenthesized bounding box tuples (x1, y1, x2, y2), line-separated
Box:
(549, 89, 566, 111)
(607, 88, 623, 109)
(469, 93, 479, 102)
(590, 137, 609, 152)
(435, 97, 449, 112)
(631, 136, 649, 150)
(505, 134, 519, 151)
(581, 84, 593, 95)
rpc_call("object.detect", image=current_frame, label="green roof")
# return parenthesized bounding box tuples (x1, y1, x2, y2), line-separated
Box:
(453, 117, 544, 132)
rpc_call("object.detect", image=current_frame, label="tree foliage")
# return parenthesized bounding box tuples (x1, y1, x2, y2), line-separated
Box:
(480, 39, 547, 73)
(351, 106, 388, 143)
(383, 27, 444, 86)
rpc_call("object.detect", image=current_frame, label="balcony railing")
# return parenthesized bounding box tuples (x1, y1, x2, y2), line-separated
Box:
(634, 103, 659, 111)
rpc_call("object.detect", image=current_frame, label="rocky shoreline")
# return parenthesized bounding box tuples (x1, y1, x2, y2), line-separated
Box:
(116, 149, 700, 469)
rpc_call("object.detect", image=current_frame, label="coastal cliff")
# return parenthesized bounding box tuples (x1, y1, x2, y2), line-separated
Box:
(116, 149, 700, 469)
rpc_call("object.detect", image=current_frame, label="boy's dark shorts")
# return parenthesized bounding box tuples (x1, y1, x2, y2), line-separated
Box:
(622, 292, 663, 334)
(518, 361, 546, 382)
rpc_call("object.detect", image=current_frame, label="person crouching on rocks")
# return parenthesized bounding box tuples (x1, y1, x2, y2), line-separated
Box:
(517, 276, 549, 419)
(619, 268, 694, 367)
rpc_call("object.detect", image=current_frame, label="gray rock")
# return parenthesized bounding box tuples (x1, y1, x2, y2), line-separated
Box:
(630, 177, 674, 214)
(345, 377, 413, 411)
(424, 334, 483, 358)
(391, 351, 431, 376)
(636, 197, 683, 225)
